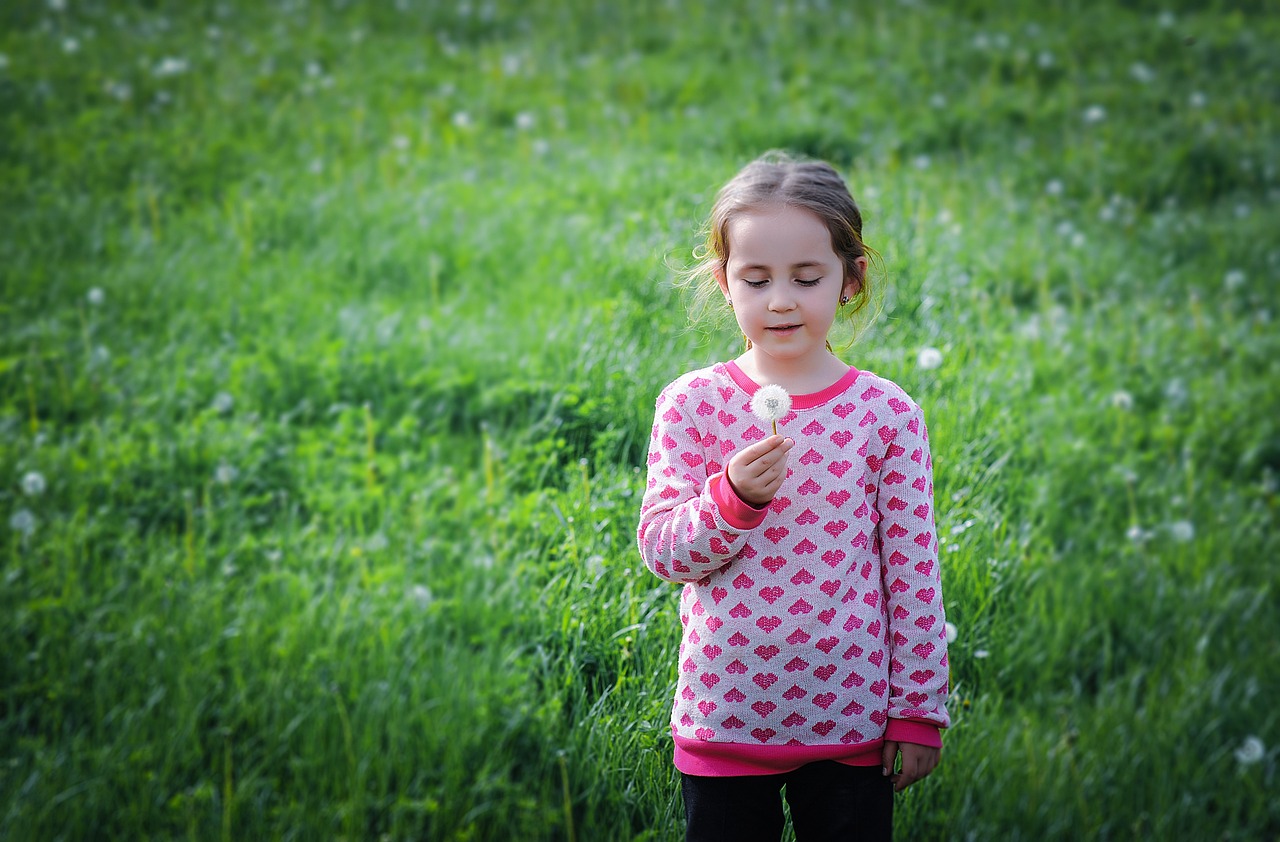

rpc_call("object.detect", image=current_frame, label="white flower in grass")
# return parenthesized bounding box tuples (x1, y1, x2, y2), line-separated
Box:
(1037, 50, 1054, 68)
(9, 509, 36, 538)
(214, 462, 237, 485)
(515, 111, 535, 131)
(945, 622, 957, 644)
(1110, 390, 1133, 410)
(86, 286, 105, 305)
(1130, 62, 1155, 84)
(48, 0, 67, 11)
(211, 391, 234, 414)
(973, 649, 989, 659)
(749, 384, 791, 435)
(21, 472, 46, 496)
(391, 134, 410, 151)
(1126, 524, 1149, 543)
(410, 584, 433, 607)
(63, 37, 80, 54)
(1167, 520, 1195, 542)
(1234, 736, 1264, 766)
(1189, 91, 1206, 109)
(0, 53, 10, 71)
(1045, 179, 1064, 196)
(153, 57, 188, 77)
(1224, 269, 1245, 290)
(1083, 105, 1106, 124)
(452, 111, 472, 129)
(917, 347, 943, 370)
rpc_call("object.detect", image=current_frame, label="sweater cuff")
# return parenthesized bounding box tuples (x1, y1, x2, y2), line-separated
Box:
(884, 718, 942, 748)
(710, 471, 769, 531)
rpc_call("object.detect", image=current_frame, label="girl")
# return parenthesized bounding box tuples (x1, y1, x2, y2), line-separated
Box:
(637, 152, 949, 841)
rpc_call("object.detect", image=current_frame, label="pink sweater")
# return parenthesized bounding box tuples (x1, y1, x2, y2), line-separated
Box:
(638, 361, 950, 776)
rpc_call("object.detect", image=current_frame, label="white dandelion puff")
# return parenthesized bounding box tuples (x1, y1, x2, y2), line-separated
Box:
(410, 584, 434, 607)
(917, 347, 944, 370)
(214, 462, 238, 485)
(1234, 736, 1264, 766)
(1045, 179, 1064, 197)
(9, 509, 37, 538)
(21, 472, 46, 496)
(1189, 91, 1206, 109)
(48, 0, 67, 11)
(211, 391, 234, 414)
(945, 622, 957, 644)
(514, 111, 535, 131)
(1168, 520, 1195, 542)
(1083, 105, 1107, 124)
(452, 111, 472, 129)
(63, 37, 80, 54)
(1224, 269, 1245, 290)
(153, 57, 189, 77)
(1110, 390, 1134, 411)
(86, 286, 105, 305)
(973, 649, 990, 659)
(749, 384, 792, 435)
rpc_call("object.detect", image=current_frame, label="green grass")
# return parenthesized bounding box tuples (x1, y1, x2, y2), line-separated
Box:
(2, 0, 1278, 839)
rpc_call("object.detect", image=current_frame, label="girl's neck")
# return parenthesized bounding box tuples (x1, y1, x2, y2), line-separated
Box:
(734, 348, 851, 396)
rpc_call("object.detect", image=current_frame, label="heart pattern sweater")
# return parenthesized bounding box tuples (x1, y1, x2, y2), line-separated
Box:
(638, 361, 950, 775)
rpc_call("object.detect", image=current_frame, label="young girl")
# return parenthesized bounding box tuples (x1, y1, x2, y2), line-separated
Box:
(637, 153, 949, 841)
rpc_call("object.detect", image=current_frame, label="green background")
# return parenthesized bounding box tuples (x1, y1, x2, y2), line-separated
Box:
(2, 0, 1277, 838)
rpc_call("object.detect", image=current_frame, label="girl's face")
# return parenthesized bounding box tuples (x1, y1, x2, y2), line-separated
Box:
(715, 204, 864, 372)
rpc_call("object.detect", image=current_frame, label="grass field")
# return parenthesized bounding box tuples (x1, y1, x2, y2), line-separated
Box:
(2, 0, 1278, 839)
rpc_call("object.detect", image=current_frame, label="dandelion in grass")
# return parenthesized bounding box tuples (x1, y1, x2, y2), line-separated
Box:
(153, 57, 188, 77)
(214, 462, 237, 485)
(973, 649, 989, 659)
(1167, 520, 1195, 542)
(1083, 105, 1106, 124)
(410, 584, 434, 607)
(1110, 390, 1133, 411)
(452, 111, 472, 129)
(945, 622, 957, 644)
(515, 111, 535, 131)
(1189, 91, 1206, 109)
(917, 347, 943, 371)
(1045, 179, 1064, 197)
(21, 472, 46, 497)
(1234, 736, 1264, 766)
(48, 0, 67, 10)
(212, 391, 234, 414)
(9, 509, 36, 538)
(1130, 62, 1155, 84)
(749, 384, 791, 436)
(1037, 50, 1054, 68)
(87, 286, 105, 305)
(63, 37, 80, 54)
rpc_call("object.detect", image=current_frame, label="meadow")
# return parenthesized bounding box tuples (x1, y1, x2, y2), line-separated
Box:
(2, 0, 1278, 838)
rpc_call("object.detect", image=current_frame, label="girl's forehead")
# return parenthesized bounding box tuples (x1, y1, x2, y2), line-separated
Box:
(726, 205, 836, 263)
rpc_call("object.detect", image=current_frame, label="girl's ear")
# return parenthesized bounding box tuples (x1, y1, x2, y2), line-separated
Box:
(844, 256, 869, 299)
(714, 264, 730, 298)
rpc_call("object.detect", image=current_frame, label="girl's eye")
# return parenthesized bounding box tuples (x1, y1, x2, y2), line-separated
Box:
(743, 279, 768, 288)
(795, 277, 822, 286)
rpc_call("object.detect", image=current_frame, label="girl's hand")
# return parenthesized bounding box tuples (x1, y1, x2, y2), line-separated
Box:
(881, 740, 941, 792)
(726, 435, 794, 507)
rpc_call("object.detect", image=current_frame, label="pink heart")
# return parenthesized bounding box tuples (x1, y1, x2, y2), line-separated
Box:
(799, 448, 823, 465)
(791, 568, 816, 586)
(726, 659, 748, 675)
(789, 598, 813, 615)
(816, 636, 839, 654)
(769, 495, 792, 513)
(826, 490, 850, 508)
(753, 672, 778, 690)
(870, 680, 887, 698)
(830, 430, 853, 448)
(910, 669, 935, 685)
(756, 616, 782, 633)
(762, 556, 787, 573)
(751, 700, 777, 717)
(798, 478, 821, 495)
(759, 586, 784, 604)
(820, 579, 840, 597)
(821, 549, 845, 568)
(833, 403, 856, 418)
(725, 687, 747, 703)
(827, 460, 852, 478)
(765, 526, 790, 544)
(732, 572, 754, 589)
(814, 664, 837, 682)
(802, 420, 826, 435)
(727, 631, 750, 646)
(755, 644, 780, 661)
(812, 720, 836, 736)
(781, 712, 806, 727)
(877, 425, 897, 445)
(700, 673, 719, 689)
(841, 670, 864, 688)
(888, 397, 911, 414)
(869, 650, 884, 668)
(751, 727, 776, 743)
(818, 608, 836, 624)
(786, 629, 811, 645)
(793, 538, 817, 554)
(795, 508, 820, 525)
(916, 587, 936, 602)
(711, 587, 728, 604)
(782, 684, 807, 700)
(698, 701, 717, 716)
(860, 385, 884, 400)
(824, 520, 848, 539)
(813, 692, 837, 710)
(784, 656, 810, 672)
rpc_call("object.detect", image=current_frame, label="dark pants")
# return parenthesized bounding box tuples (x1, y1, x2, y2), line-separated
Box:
(681, 761, 893, 842)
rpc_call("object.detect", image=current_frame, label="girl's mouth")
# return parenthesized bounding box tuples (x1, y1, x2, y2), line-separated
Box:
(767, 324, 800, 333)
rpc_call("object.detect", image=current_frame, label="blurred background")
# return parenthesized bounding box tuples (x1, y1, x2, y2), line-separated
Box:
(2, 0, 1277, 838)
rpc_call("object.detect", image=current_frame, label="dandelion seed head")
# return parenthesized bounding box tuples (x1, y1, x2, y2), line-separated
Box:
(410, 584, 433, 607)
(1110, 390, 1133, 410)
(153, 57, 189, 77)
(212, 391, 234, 414)
(1130, 62, 1155, 84)
(973, 649, 989, 659)
(1083, 105, 1106, 124)
(917, 347, 943, 370)
(749, 384, 792, 423)
(452, 111, 472, 129)
(945, 622, 957, 644)
(1045, 179, 1064, 197)
(1037, 50, 1054, 68)
(912, 154, 931, 170)
(1234, 735, 1264, 766)
(1168, 520, 1195, 542)
(9, 509, 37, 538)
(1126, 524, 1148, 542)
(514, 111, 535, 131)
(1188, 91, 1206, 109)
(21, 472, 47, 496)
(391, 134, 410, 151)
(48, 0, 67, 11)
(214, 462, 237, 485)
(63, 37, 80, 54)
(929, 92, 947, 109)
(86, 286, 105, 305)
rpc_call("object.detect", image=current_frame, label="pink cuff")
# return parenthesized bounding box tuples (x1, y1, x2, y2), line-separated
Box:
(709, 471, 769, 531)
(884, 719, 942, 748)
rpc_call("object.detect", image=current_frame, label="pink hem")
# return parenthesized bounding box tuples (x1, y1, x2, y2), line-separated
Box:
(884, 718, 942, 748)
(710, 471, 769, 530)
(724, 361, 862, 409)
(674, 735, 883, 777)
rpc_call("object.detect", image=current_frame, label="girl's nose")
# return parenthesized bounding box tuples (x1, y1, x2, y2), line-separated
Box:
(768, 290, 797, 311)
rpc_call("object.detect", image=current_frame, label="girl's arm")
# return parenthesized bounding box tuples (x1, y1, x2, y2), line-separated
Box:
(877, 403, 951, 738)
(637, 386, 772, 584)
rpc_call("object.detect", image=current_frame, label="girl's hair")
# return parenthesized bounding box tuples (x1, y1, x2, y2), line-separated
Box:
(680, 150, 882, 346)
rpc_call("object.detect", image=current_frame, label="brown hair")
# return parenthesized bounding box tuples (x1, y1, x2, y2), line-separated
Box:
(680, 150, 882, 346)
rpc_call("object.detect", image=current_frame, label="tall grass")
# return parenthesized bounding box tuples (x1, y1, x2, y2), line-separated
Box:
(2, 0, 1277, 838)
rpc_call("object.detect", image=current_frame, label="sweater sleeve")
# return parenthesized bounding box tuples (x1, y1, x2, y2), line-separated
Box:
(637, 385, 765, 584)
(877, 404, 951, 734)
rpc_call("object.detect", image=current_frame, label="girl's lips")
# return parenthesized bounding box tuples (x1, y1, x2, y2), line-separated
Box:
(767, 324, 801, 332)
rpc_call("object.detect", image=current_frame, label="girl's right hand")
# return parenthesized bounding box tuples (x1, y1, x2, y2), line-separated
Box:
(726, 435, 794, 507)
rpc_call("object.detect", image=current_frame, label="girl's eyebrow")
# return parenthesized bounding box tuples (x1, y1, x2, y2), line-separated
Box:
(739, 261, 824, 273)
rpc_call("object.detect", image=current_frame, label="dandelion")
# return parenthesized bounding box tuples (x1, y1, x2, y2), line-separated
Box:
(452, 111, 472, 129)
(1083, 105, 1106, 125)
(410, 584, 434, 607)
(1234, 736, 1264, 766)
(9, 509, 36, 538)
(366, 532, 388, 553)
(1189, 91, 1206, 109)
(973, 649, 989, 659)
(1224, 269, 1246, 290)
(929, 92, 947, 109)
(214, 462, 237, 485)
(514, 111, 535, 131)
(211, 391, 234, 414)
(153, 57, 188, 77)
(945, 622, 957, 644)
(1157, 10, 1175, 28)
(1168, 520, 1195, 542)
(1126, 524, 1148, 543)
(1045, 179, 1064, 197)
(749, 384, 791, 435)
(21, 472, 46, 496)
(63, 37, 80, 54)
(1130, 62, 1155, 84)
(1110, 390, 1133, 410)
(917, 347, 943, 370)
(48, 0, 67, 10)
(86, 286, 105, 305)
(912, 154, 931, 170)
(103, 79, 131, 101)
(305, 60, 322, 78)
(1037, 50, 1054, 68)
(391, 134, 410, 151)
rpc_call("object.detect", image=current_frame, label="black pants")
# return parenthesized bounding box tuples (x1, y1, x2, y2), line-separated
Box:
(681, 761, 893, 842)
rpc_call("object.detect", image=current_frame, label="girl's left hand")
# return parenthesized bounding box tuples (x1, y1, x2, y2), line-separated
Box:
(881, 740, 940, 792)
